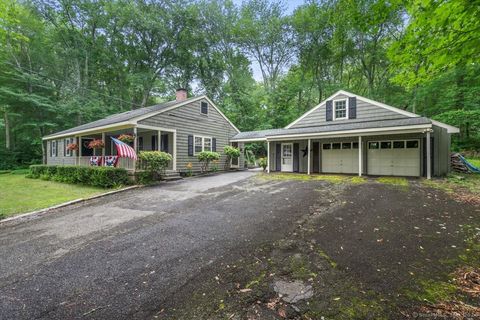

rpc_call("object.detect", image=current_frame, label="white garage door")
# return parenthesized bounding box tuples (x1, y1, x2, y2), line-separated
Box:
(367, 140, 420, 177)
(322, 142, 359, 174)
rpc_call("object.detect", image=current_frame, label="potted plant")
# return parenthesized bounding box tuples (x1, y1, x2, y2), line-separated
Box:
(88, 139, 105, 149)
(224, 146, 241, 170)
(66, 143, 79, 151)
(117, 134, 134, 144)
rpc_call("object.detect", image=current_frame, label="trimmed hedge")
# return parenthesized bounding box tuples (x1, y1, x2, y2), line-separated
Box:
(28, 165, 130, 188)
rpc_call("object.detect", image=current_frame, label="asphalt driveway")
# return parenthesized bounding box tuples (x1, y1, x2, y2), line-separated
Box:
(1, 172, 479, 319)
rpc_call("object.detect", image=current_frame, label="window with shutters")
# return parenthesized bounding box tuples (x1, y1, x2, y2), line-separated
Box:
(333, 99, 347, 120)
(65, 138, 74, 157)
(201, 101, 208, 115)
(194, 135, 213, 155)
(51, 140, 58, 157)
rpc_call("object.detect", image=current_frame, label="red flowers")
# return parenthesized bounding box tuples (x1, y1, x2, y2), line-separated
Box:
(66, 143, 79, 151)
(117, 134, 134, 143)
(88, 139, 105, 149)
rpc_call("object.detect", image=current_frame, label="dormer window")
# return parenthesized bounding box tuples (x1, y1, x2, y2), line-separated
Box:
(334, 99, 348, 120)
(201, 101, 208, 115)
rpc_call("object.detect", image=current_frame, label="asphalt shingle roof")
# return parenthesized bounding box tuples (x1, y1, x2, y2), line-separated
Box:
(232, 117, 431, 140)
(44, 96, 201, 138)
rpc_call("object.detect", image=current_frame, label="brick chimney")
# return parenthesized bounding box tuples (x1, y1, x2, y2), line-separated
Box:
(176, 88, 188, 102)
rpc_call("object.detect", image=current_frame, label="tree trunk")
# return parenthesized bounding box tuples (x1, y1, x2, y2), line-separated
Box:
(4, 109, 10, 150)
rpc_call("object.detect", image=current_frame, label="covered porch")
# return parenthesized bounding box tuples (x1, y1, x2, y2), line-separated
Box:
(232, 125, 434, 179)
(74, 124, 177, 171)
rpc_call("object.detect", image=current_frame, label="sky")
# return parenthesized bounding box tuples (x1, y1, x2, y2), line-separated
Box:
(232, 0, 306, 81)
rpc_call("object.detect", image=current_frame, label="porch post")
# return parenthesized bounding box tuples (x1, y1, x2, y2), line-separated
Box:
(267, 140, 270, 173)
(173, 131, 177, 172)
(133, 127, 138, 170)
(426, 130, 431, 179)
(358, 136, 362, 176)
(101, 132, 105, 165)
(79, 136, 82, 159)
(307, 139, 311, 175)
(157, 130, 161, 151)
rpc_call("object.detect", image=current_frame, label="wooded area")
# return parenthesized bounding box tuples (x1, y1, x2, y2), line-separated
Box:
(0, 0, 479, 169)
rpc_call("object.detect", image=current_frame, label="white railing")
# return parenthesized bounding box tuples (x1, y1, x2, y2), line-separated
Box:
(77, 156, 136, 170)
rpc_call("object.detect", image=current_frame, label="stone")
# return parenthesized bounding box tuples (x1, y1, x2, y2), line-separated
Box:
(273, 280, 313, 303)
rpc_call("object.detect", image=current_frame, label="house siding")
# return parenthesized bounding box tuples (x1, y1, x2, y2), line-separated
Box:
(46, 137, 76, 165)
(139, 98, 242, 172)
(290, 93, 409, 129)
(267, 131, 451, 177)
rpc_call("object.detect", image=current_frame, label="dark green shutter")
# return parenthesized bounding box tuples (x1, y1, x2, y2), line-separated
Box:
(212, 138, 216, 152)
(348, 97, 357, 119)
(188, 135, 193, 156)
(326, 100, 333, 121)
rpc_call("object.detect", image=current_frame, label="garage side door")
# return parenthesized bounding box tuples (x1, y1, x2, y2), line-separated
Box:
(367, 140, 420, 177)
(322, 142, 359, 174)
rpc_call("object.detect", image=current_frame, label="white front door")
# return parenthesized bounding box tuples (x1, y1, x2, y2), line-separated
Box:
(281, 143, 293, 172)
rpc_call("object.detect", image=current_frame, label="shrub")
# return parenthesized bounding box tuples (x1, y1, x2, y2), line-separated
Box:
(138, 151, 172, 182)
(28, 165, 129, 188)
(224, 146, 240, 170)
(197, 151, 220, 172)
(259, 157, 268, 171)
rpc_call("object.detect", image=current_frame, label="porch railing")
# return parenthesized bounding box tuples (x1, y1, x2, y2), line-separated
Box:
(77, 156, 136, 170)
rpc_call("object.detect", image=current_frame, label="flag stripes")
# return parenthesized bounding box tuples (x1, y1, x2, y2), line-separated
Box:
(111, 137, 137, 160)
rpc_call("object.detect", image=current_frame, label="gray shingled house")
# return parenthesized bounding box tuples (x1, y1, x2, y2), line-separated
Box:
(231, 90, 459, 178)
(43, 89, 244, 173)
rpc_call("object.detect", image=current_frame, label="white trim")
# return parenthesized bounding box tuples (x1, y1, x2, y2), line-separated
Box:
(193, 135, 213, 155)
(267, 141, 270, 173)
(358, 136, 362, 176)
(267, 124, 432, 141)
(43, 122, 135, 140)
(333, 98, 348, 121)
(173, 132, 177, 172)
(431, 120, 460, 133)
(131, 96, 241, 134)
(285, 90, 343, 129)
(136, 124, 176, 133)
(230, 137, 268, 143)
(285, 89, 459, 133)
(426, 131, 431, 179)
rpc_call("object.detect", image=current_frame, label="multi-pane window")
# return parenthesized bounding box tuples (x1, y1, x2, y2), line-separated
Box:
(201, 102, 208, 114)
(204, 137, 212, 151)
(334, 100, 347, 119)
(51, 140, 58, 157)
(194, 136, 203, 154)
(65, 138, 74, 157)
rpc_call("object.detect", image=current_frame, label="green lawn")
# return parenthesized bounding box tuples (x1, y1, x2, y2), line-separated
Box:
(466, 158, 480, 168)
(0, 172, 110, 219)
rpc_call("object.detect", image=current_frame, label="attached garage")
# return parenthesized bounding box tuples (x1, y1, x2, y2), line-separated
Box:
(322, 142, 359, 174)
(367, 140, 420, 177)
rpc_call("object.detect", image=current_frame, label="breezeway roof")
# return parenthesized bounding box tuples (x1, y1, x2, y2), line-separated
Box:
(231, 117, 432, 141)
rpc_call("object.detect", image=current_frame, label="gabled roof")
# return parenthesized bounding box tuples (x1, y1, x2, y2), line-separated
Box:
(285, 90, 459, 133)
(231, 117, 432, 141)
(43, 95, 240, 139)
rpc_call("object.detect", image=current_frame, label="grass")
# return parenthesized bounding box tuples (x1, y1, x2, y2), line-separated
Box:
(0, 171, 111, 219)
(258, 172, 367, 184)
(423, 173, 480, 195)
(466, 158, 480, 168)
(376, 176, 409, 188)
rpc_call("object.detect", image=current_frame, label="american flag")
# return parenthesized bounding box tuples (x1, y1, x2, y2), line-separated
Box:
(111, 137, 137, 160)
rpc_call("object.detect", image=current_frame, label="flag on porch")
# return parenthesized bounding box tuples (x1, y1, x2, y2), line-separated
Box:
(111, 137, 137, 160)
